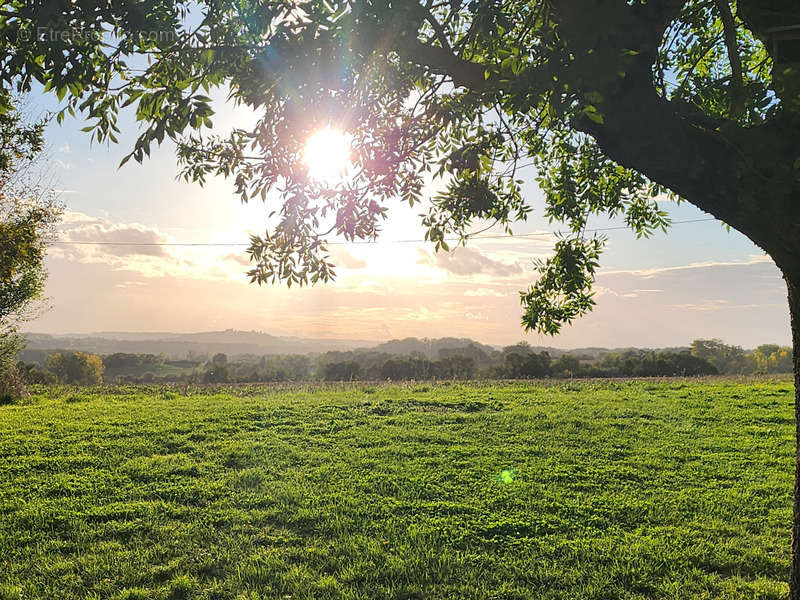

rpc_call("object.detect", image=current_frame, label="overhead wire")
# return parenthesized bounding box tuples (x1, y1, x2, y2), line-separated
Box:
(51, 217, 718, 248)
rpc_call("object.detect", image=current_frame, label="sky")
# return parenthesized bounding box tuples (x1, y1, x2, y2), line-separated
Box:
(22, 89, 792, 349)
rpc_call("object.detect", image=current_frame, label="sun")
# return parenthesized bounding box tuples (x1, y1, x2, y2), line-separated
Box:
(303, 127, 352, 182)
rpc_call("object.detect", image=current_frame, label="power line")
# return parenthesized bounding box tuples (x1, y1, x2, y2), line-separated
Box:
(50, 217, 718, 248)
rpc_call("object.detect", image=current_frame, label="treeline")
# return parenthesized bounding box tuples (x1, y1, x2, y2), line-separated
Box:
(16, 339, 793, 384)
(18, 351, 104, 385)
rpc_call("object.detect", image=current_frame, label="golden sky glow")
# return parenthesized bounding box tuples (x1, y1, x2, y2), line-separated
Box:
(30, 89, 792, 347)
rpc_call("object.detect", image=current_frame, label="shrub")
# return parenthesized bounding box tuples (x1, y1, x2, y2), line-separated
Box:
(0, 365, 25, 404)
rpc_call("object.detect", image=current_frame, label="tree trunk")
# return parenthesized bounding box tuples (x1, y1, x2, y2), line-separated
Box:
(788, 273, 800, 600)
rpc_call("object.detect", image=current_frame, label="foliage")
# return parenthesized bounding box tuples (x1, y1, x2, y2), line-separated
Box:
(497, 350, 551, 378)
(691, 338, 753, 374)
(754, 344, 794, 374)
(592, 350, 720, 378)
(16, 360, 57, 384)
(45, 351, 104, 385)
(66, 339, 755, 383)
(27, 337, 785, 384)
(0, 361, 25, 404)
(0, 380, 792, 598)
(103, 353, 164, 370)
(323, 360, 361, 381)
(0, 107, 58, 329)
(202, 363, 229, 383)
(0, 101, 61, 398)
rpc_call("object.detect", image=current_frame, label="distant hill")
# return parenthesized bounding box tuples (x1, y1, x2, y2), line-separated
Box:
(22, 329, 691, 362)
(370, 337, 498, 358)
(23, 329, 376, 357)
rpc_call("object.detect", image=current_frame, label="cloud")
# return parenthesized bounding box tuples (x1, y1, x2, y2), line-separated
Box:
(667, 300, 782, 312)
(223, 252, 251, 267)
(464, 287, 507, 297)
(52, 210, 249, 281)
(332, 248, 367, 270)
(600, 255, 773, 278)
(60, 211, 170, 257)
(58, 142, 71, 154)
(419, 247, 522, 277)
(114, 281, 148, 289)
(39, 209, 791, 348)
(465, 311, 490, 321)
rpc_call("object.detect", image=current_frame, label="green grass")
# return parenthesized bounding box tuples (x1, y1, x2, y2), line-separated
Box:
(0, 379, 794, 599)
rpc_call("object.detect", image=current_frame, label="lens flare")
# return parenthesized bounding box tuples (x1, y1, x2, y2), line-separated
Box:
(303, 127, 351, 182)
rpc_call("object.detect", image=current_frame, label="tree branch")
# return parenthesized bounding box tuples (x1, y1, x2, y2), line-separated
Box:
(544, 0, 800, 272)
(714, 0, 744, 118)
(400, 38, 487, 89)
(423, 7, 452, 51)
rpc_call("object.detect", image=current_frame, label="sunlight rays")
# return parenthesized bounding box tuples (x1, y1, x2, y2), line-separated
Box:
(303, 127, 352, 183)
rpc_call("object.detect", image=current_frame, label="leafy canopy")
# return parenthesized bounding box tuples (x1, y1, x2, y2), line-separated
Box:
(1, 0, 794, 333)
(0, 103, 60, 337)
(0, 100, 61, 390)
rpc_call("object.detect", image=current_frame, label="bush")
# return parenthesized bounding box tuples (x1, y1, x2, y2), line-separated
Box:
(0, 365, 26, 404)
(17, 361, 56, 384)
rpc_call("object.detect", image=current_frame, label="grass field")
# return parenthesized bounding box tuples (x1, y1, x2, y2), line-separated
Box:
(0, 379, 795, 600)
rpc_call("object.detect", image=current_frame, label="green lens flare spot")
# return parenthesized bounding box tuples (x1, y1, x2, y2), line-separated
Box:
(498, 469, 516, 484)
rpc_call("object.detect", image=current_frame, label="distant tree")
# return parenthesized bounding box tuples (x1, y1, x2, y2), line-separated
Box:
(380, 358, 407, 381)
(635, 351, 718, 377)
(46, 352, 104, 385)
(0, 101, 61, 398)
(212, 353, 228, 367)
(380, 356, 436, 380)
(324, 361, 361, 381)
(435, 355, 476, 379)
(597, 351, 641, 377)
(203, 364, 230, 383)
(551, 355, 582, 379)
(502, 342, 534, 358)
(439, 344, 489, 367)
(667, 353, 719, 377)
(500, 351, 550, 379)
(690, 339, 753, 374)
(16, 360, 56, 384)
(754, 344, 794, 374)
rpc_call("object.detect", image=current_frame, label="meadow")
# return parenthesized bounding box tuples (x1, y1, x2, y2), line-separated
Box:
(0, 378, 795, 600)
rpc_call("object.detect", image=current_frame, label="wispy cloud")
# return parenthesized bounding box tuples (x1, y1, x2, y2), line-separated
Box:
(601, 255, 773, 277)
(464, 287, 507, 298)
(418, 246, 523, 277)
(52, 210, 248, 281)
(60, 210, 171, 257)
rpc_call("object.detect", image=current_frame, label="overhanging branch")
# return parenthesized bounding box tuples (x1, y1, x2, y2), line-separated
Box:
(400, 38, 487, 90)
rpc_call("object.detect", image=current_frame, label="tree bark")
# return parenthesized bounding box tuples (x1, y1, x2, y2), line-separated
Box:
(788, 273, 800, 600)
